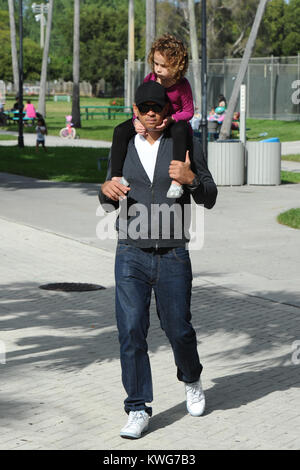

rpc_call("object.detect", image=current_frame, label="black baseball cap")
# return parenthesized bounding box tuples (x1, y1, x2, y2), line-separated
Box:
(135, 81, 168, 108)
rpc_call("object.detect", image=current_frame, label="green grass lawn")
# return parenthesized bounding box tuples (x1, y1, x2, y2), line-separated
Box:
(0, 145, 109, 183)
(1, 97, 300, 184)
(281, 154, 300, 162)
(3, 96, 300, 142)
(3, 96, 127, 141)
(280, 171, 300, 184)
(1, 144, 299, 185)
(0, 134, 17, 141)
(281, 153, 300, 182)
(277, 208, 300, 229)
(246, 119, 300, 142)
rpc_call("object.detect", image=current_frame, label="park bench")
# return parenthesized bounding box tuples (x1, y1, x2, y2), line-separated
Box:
(80, 105, 133, 120)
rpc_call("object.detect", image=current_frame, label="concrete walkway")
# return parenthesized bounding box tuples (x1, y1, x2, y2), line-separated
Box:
(282, 140, 300, 156)
(0, 143, 300, 449)
(0, 130, 111, 148)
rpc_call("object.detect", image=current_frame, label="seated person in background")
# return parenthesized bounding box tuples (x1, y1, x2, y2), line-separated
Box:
(232, 111, 240, 130)
(12, 98, 24, 112)
(0, 103, 7, 126)
(208, 107, 217, 121)
(24, 100, 37, 120)
(214, 105, 226, 124)
(217, 94, 227, 109)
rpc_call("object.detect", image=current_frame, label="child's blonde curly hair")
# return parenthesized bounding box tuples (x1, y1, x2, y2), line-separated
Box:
(147, 34, 189, 82)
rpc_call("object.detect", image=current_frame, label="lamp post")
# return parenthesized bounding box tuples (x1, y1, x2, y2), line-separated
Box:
(201, 0, 207, 161)
(32, 2, 49, 48)
(18, 0, 24, 148)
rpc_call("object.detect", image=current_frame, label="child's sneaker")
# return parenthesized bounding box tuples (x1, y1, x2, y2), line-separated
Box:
(167, 182, 184, 198)
(112, 176, 129, 186)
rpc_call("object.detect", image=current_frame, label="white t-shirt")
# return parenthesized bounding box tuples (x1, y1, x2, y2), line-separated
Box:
(36, 125, 46, 141)
(134, 134, 162, 183)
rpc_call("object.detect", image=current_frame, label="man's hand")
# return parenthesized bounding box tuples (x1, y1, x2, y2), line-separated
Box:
(101, 180, 130, 201)
(168, 151, 195, 185)
(133, 118, 147, 136)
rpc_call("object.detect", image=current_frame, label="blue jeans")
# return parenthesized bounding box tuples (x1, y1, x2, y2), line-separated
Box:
(114, 244, 202, 416)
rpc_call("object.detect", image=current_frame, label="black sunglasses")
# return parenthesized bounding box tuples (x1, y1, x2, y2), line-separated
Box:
(137, 103, 163, 114)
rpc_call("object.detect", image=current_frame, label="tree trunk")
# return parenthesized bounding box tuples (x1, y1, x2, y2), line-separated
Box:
(72, 0, 81, 128)
(219, 0, 269, 140)
(187, 0, 201, 112)
(8, 0, 19, 94)
(38, 0, 54, 117)
(145, 0, 156, 75)
(126, 0, 135, 108)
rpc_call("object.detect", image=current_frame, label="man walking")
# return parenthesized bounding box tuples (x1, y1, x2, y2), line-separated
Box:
(99, 81, 217, 439)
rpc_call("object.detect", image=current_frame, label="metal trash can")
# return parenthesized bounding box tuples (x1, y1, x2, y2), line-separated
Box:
(208, 140, 245, 186)
(246, 139, 281, 185)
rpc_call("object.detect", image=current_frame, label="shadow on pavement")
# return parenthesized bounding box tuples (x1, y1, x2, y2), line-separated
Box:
(0, 281, 299, 416)
(0, 173, 101, 197)
(205, 358, 300, 415)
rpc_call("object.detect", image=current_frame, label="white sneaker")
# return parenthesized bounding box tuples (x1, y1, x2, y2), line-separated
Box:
(112, 176, 129, 186)
(185, 379, 206, 416)
(167, 183, 184, 198)
(120, 176, 129, 187)
(120, 410, 150, 439)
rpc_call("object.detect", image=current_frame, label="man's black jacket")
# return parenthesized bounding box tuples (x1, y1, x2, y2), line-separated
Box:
(99, 134, 217, 249)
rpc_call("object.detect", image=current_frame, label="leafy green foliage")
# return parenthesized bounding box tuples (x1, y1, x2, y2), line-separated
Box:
(0, 8, 42, 81)
(3, 0, 300, 90)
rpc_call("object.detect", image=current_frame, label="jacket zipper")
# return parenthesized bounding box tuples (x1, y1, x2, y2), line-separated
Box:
(150, 182, 158, 250)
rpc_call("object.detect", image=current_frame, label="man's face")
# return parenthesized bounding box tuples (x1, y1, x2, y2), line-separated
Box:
(133, 101, 168, 131)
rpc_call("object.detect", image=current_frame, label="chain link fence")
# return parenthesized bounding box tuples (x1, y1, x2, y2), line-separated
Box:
(125, 56, 300, 120)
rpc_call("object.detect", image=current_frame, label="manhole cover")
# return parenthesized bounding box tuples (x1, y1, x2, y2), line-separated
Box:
(39, 283, 106, 292)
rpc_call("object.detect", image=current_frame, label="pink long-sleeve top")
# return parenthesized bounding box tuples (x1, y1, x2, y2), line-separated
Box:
(24, 103, 37, 119)
(143, 73, 194, 122)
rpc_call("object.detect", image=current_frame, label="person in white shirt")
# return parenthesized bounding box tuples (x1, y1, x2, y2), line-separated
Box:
(100, 81, 218, 440)
(35, 118, 47, 152)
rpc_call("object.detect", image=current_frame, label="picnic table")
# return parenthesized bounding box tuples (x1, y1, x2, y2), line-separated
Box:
(80, 105, 133, 120)
(4, 110, 36, 125)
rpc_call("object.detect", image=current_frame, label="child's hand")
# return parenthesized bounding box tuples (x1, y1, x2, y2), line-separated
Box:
(134, 119, 147, 136)
(155, 116, 173, 131)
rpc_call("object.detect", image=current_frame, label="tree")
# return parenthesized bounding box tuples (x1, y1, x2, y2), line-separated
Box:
(0, 9, 41, 82)
(8, 0, 19, 93)
(187, 0, 201, 111)
(282, 0, 300, 56)
(219, 0, 269, 140)
(38, 0, 54, 117)
(80, 4, 129, 95)
(72, 0, 81, 128)
(127, 0, 135, 107)
(206, 0, 233, 58)
(255, 0, 285, 56)
(157, 1, 189, 41)
(145, 0, 156, 74)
